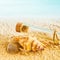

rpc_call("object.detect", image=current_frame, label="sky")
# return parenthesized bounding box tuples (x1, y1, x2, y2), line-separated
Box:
(0, 0, 60, 18)
(0, 0, 60, 34)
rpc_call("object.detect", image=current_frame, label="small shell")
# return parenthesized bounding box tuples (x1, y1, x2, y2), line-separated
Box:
(16, 22, 23, 32)
(7, 43, 19, 54)
(22, 25, 29, 32)
(32, 41, 37, 52)
(16, 22, 29, 32)
(25, 41, 32, 52)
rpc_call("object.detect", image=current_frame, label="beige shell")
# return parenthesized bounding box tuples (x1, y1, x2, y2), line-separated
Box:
(16, 22, 29, 32)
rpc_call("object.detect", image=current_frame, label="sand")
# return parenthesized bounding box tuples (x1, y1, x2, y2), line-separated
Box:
(0, 32, 60, 60)
(0, 21, 60, 60)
